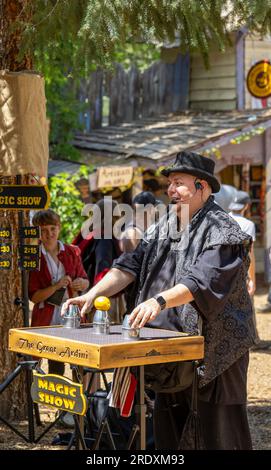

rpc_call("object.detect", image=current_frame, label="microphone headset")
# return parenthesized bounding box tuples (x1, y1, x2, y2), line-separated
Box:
(195, 181, 203, 190)
(174, 179, 203, 203)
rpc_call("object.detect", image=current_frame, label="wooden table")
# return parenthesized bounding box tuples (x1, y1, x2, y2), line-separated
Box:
(9, 324, 204, 449)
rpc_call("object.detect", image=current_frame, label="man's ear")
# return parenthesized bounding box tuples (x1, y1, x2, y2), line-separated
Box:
(200, 180, 208, 190)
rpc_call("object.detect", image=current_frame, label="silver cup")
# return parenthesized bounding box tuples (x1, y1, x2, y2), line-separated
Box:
(63, 305, 81, 329)
(121, 314, 140, 340)
(92, 309, 110, 335)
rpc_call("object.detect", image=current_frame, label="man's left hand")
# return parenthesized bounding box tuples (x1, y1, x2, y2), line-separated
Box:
(129, 298, 161, 329)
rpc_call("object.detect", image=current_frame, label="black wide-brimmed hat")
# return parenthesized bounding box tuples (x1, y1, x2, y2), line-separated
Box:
(161, 151, 220, 193)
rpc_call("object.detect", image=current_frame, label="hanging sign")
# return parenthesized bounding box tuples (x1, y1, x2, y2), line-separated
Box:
(18, 257, 40, 271)
(31, 372, 87, 416)
(0, 258, 12, 270)
(18, 243, 40, 271)
(19, 226, 40, 239)
(0, 232, 12, 269)
(0, 227, 12, 239)
(18, 245, 40, 256)
(0, 185, 50, 210)
(97, 166, 133, 189)
(247, 60, 271, 99)
(0, 243, 12, 255)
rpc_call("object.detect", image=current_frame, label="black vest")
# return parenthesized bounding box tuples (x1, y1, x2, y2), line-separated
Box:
(137, 196, 256, 387)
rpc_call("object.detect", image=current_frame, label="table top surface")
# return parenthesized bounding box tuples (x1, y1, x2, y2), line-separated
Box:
(16, 324, 189, 345)
(9, 324, 204, 369)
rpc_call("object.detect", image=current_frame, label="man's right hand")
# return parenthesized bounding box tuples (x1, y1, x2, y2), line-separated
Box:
(61, 291, 95, 317)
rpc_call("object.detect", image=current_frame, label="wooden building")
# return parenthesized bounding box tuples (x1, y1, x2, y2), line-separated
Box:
(189, 33, 271, 111)
(71, 32, 271, 274)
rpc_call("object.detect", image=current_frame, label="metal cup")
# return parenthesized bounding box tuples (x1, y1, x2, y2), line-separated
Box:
(92, 309, 110, 335)
(121, 314, 140, 341)
(63, 304, 81, 329)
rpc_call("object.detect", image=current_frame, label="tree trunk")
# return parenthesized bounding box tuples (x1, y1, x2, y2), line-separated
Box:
(0, 177, 31, 420)
(0, 0, 32, 71)
(0, 0, 32, 420)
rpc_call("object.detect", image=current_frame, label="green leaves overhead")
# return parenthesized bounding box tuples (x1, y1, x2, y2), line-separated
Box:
(15, 0, 271, 71)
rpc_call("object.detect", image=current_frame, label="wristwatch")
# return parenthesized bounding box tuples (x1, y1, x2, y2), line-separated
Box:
(153, 295, 167, 310)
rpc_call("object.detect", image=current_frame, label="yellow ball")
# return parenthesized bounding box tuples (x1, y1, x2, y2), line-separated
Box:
(94, 296, 111, 311)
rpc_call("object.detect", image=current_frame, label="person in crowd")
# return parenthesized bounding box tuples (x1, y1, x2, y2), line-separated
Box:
(214, 184, 238, 212)
(63, 151, 256, 450)
(119, 191, 160, 320)
(73, 198, 125, 392)
(72, 198, 124, 324)
(28, 209, 89, 375)
(120, 191, 158, 253)
(143, 169, 168, 204)
(229, 190, 256, 296)
(257, 246, 271, 313)
(229, 190, 259, 342)
(143, 177, 161, 195)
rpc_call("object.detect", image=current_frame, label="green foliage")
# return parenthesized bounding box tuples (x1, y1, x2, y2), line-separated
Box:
(35, 46, 85, 160)
(19, 0, 271, 72)
(46, 79, 83, 160)
(230, 127, 265, 145)
(13, 0, 271, 161)
(111, 43, 160, 71)
(202, 127, 266, 160)
(48, 166, 92, 243)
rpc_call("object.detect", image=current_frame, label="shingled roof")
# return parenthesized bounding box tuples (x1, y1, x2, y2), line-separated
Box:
(74, 109, 271, 167)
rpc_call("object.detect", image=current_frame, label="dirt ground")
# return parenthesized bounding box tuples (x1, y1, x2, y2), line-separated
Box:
(247, 281, 271, 450)
(0, 281, 270, 450)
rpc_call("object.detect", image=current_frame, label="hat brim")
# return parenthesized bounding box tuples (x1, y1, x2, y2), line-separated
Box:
(160, 166, 221, 193)
(228, 202, 245, 211)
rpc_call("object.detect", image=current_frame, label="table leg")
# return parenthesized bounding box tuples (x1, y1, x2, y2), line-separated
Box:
(72, 366, 85, 450)
(135, 365, 147, 450)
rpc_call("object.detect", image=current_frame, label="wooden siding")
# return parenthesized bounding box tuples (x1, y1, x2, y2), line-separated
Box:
(245, 35, 271, 108)
(190, 100, 236, 111)
(190, 50, 237, 110)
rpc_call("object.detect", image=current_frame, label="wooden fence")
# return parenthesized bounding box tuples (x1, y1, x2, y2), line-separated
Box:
(79, 53, 189, 130)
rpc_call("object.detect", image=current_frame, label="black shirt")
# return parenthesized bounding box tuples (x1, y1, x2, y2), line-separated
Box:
(114, 242, 244, 321)
(113, 241, 249, 404)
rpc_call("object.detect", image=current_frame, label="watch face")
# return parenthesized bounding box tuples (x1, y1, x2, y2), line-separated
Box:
(155, 296, 166, 309)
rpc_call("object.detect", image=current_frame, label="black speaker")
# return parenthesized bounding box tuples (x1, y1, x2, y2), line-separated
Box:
(195, 181, 202, 190)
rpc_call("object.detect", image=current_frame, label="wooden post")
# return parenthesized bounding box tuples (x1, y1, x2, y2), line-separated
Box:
(241, 163, 250, 193)
(176, 52, 190, 111)
(236, 28, 247, 110)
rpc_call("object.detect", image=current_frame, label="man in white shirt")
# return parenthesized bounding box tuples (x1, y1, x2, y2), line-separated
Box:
(229, 190, 259, 342)
(229, 197, 256, 239)
(229, 191, 256, 295)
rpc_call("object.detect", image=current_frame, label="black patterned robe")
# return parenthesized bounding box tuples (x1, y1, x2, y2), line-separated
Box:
(113, 196, 256, 449)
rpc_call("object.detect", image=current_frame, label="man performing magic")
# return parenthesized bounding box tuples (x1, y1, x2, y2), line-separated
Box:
(63, 151, 256, 450)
